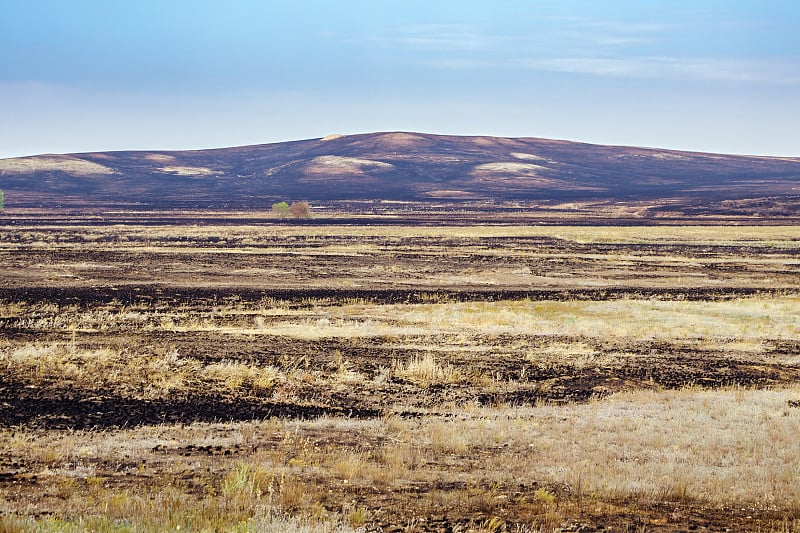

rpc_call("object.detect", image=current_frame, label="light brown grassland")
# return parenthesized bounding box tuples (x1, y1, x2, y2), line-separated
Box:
(0, 218, 799, 531)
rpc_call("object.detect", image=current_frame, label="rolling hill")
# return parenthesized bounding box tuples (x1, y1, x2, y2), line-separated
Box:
(1, 132, 799, 216)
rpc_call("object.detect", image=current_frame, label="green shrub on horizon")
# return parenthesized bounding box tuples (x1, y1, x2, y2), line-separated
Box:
(271, 201, 290, 217)
(272, 200, 311, 218)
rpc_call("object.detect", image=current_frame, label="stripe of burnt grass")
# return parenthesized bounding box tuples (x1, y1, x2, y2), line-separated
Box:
(0, 396, 381, 430)
(0, 286, 796, 308)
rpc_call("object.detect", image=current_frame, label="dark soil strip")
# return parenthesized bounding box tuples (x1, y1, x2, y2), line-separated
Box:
(1, 286, 795, 308)
(0, 396, 380, 430)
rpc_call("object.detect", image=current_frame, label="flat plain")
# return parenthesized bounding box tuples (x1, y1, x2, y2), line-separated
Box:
(1, 210, 799, 532)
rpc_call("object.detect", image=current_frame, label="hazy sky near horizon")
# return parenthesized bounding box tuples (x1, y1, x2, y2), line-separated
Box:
(1, 0, 799, 158)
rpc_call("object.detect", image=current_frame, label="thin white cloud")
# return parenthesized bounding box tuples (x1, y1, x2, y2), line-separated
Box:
(519, 56, 800, 85)
(381, 18, 665, 55)
(559, 19, 670, 36)
(422, 53, 800, 85)
(379, 17, 800, 86)
(368, 23, 492, 52)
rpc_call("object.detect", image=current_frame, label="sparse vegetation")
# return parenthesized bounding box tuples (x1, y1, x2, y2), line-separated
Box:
(290, 200, 311, 218)
(1, 218, 799, 531)
(271, 200, 290, 217)
(271, 200, 311, 218)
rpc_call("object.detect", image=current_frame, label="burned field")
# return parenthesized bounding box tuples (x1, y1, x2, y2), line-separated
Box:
(1, 216, 800, 532)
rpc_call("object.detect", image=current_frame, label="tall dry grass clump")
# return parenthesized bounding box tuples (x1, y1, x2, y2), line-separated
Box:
(393, 353, 462, 387)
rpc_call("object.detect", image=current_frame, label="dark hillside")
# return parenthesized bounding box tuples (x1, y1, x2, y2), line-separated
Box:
(1, 132, 798, 214)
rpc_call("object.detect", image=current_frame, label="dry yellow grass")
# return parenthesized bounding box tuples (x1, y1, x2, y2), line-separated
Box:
(2, 222, 799, 531)
(0, 343, 288, 398)
(3, 294, 797, 402)
(3, 386, 798, 530)
(2, 224, 798, 250)
(393, 353, 463, 387)
(2, 223, 797, 293)
(147, 296, 799, 343)
(292, 385, 800, 507)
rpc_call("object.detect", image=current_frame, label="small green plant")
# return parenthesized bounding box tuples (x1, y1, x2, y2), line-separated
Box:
(271, 201, 290, 217)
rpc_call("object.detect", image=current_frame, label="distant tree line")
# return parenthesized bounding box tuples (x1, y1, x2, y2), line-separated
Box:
(271, 201, 311, 218)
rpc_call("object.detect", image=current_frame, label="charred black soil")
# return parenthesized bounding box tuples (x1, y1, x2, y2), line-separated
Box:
(1, 215, 799, 532)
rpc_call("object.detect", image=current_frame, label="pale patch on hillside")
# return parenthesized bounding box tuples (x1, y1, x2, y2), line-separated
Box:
(305, 156, 393, 175)
(511, 152, 548, 162)
(158, 166, 221, 176)
(377, 133, 426, 147)
(0, 155, 116, 176)
(648, 152, 689, 160)
(321, 134, 345, 141)
(471, 136, 505, 147)
(421, 189, 480, 199)
(146, 154, 177, 162)
(471, 175, 558, 185)
(86, 153, 116, 161)
(474, 162, 548, 173)
(619, 152, 689, 161)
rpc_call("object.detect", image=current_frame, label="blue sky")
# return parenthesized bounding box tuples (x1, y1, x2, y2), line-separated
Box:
(1, 0, 799, 158)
